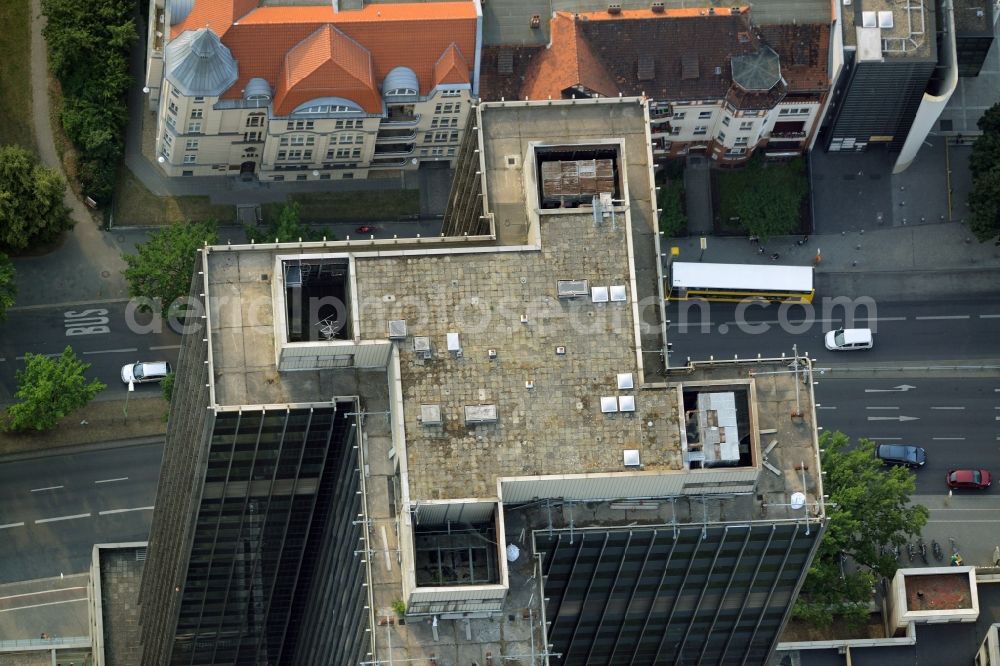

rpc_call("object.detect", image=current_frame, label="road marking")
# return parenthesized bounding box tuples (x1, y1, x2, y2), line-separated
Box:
(35, 513, 91, 524)
(932, 437, 966, 441)
(867, 436, 902, 440)
(864, 316, 907, 322)
(915, 315, 970, 320)
(864, 384, 916, 393)
(980, 314, 1000, 319)
(866, 406, 900, 410)
(7, 298, 130, 313)
(94, 477, 128, 484)
(149, 344, 181, 351)
(82, 347, 137, 355)
(0, 598, 87, 613)
(867, 415, 919, 422)
(30, 485, 63, 493)
(817, 406, 837, 410)
(15, 353, 61, 360)
(0, 587, 86, 601)
(930, 406, 965, 410)
(98, 506, 154, 516)
(0, 522, 25, 530)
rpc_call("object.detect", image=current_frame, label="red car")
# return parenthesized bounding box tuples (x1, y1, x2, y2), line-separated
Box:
(946, 469, 992, 490)
(356, 225, 378, 234)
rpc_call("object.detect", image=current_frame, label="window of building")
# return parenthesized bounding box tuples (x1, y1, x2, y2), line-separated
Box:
(672, 111, 686, 120)
(735, 136, 749, 145)
(334, 148, 350, 159)
(334, 119, 362, 130)
(431, 147, 444, 156)
(351, 148, 361, 159)
(296, 104, 352, 114)
(670, 127, 681, 136)
(296, 174, 308, 181)
(718, 131, 727, 141)
(162, 133, 173, 147)
(449, 131, 459, 142)
(779, 107, 810, 116)
(698, 111, 712, 119)
(168, 102, 179, 115)
(246, 113, 264, 128)
(281, 135, 315, 147)
(193, 96, 204, 103)
(440, 89, 462, 97)
(447, 147, 456, 156)
(722, 116, 731, 126)
(166, 115, 176, 129)
(170, 87, 179, 98)
(185, 139, 199, 150)
(693, 126, 708, 135)
(726, 147, 748, 156)
(187, 121, 202, 133)
(354, 134, 364, 144)
(190, 108, 203, 119)
(244, 131, 261, 142)
(273, 175, 284, 181)
(739, 121, 753, 131)
(286, 120, 315, 131)
(339, 134, 352, 144)
(434, 131, 449, 142)
(183, 154, 196, 164)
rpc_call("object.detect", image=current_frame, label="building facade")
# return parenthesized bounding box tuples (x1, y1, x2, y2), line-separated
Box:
(479, 9, 831, 165)
(144, 0, 482, 181)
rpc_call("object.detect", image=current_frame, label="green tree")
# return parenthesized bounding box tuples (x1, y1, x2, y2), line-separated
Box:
(161, 371, 175, 402)
(122, 221, 218, 317)
(0, 254, 15, 320)
(794, 432, 928, 627)
(0, 146, 72, 252)
(967, 102, 1000, 241)
(245, 203, 334, 243)
(4, 346, 105, 431)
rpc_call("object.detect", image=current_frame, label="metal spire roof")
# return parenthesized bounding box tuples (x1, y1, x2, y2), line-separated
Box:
(165, 28, 239, 97)
(731, 45, 782, 91)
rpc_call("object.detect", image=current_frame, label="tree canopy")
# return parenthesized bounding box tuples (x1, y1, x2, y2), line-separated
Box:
(0, 254, 15, 320)
(122, 221, 218, 317)
(0, 145, 72, 252)
(968, 102, 1000, 241)
(245, 203, 333, 243)
(4, 346, 106, 431)
(42, 0, 135, 203)
(794, 432, 928, 627)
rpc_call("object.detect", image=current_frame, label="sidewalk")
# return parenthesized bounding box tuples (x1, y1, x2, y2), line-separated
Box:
(668, 223, 1000, 299)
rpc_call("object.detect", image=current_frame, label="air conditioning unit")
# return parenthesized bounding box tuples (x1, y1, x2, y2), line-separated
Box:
(608, 3, 622, 14)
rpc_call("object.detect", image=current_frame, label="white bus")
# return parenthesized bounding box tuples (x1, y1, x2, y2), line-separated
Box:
(668, 262, 815, 303)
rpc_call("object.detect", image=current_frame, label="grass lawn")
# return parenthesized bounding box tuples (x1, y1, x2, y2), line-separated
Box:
(0, 0, 35, 150)
(715, 156, 808, 236)
(0, 397, 167, 456)
(262, 189, 420, 224)
(112, 167, 236, 226)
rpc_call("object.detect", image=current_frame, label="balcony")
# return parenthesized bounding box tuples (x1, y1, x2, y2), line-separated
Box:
(376, 129, 417, 141)
(383, 106, 420, 126)
(768, 131, 806, 139)
(370, 157, 409, 168)
(373, 143, 415, 157)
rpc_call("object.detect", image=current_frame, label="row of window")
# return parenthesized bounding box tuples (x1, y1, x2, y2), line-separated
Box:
(275, 148, 365, 161)
(434, 103, 462, 114)
(430, 117, 459, 129)
(426, 130, 459, 143)
(779, 107, 811, 115)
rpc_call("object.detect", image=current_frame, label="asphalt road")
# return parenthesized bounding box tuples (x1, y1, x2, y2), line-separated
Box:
(810, 377, 999, 494)
(666, 297, 1000, 363)
(0, 299, 182, 402)
(0, 441, 162, 583)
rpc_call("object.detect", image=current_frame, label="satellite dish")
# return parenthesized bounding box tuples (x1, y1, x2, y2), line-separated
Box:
(790, 492, 806, 510)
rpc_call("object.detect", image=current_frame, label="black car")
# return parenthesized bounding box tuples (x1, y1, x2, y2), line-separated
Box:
(875, 444, 927, 468)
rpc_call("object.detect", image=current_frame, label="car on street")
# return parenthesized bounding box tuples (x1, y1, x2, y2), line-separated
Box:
(121, 361, 172, 384)
(824, 327, 874, 351)
(356, 225, 378, 234)
(946, 468, 992, 490)
(875, 444, 926, 468)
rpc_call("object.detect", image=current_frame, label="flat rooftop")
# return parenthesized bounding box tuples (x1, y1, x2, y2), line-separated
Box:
(483, 0, 834, 45)
(842, 0, 937, 60)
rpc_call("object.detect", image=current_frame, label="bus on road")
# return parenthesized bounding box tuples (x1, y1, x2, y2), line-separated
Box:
(668, 262, 815, 304)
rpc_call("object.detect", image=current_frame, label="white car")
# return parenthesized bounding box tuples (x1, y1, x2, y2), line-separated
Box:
(824, 328, 873, 351)
(121, 361, 172, 384)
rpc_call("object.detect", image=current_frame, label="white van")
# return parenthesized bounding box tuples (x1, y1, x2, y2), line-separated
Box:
(824, 328, 873, 351)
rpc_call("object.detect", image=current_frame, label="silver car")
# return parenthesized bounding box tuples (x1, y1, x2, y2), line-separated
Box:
(121, 361, 172, 384)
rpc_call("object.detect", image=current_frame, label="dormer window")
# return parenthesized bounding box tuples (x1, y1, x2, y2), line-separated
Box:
(385, 87, 418, 97)
(291, 97, 363, 116)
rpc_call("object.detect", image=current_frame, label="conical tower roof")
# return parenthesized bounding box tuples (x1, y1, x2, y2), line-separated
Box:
(165, 28, 238, 97)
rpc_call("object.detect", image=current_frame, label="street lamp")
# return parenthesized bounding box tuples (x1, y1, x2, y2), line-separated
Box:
(123, 380, 135, 423)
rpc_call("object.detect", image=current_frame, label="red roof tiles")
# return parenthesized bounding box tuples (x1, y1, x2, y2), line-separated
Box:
(171, 1, 478, 106)
(434, 43, 471, 88)
(521, 12, 619, 100)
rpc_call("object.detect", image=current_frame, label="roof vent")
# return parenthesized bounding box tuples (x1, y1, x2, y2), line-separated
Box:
(877, 11, 894, 28)
(591, 286, 609, 303)
(617, 373, 634, 390)
(714, 66, 723, 76)
(610, 285, 627, 302)
(557, 279, 589, 298)
(623, 449, 641, 467)
(388, 319, 407, 339)
(505, 154, 521, 169)
(465, 404, 498, 425)
(420, 404, 442, 426)
(608, 3, 622, 14)
(413, 336, 432, 359)
(601, 397, 619, 413)
(651, 1, 665, 12)
(497, 51, 514, 74)
(862, 11, 877, 27)
(447, 332, 462, 356)
(637, 54, 655, 81)
(618, 395, 636, 412)
(530, 14, 541, 28)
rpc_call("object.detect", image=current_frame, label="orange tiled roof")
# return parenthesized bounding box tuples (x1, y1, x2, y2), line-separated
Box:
(171, 1, 478, 106)
(521, 12, 619, 100)
(433, 43, 471, 88)
(273, 25, 381, 115)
